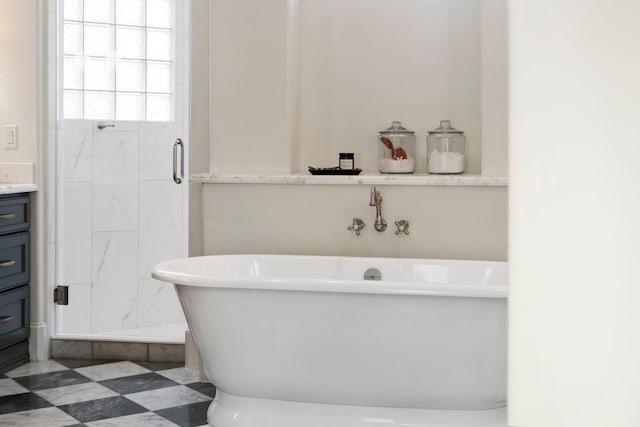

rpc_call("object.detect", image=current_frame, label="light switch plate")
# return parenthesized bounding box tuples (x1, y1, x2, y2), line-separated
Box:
(4, 125, 18, 150)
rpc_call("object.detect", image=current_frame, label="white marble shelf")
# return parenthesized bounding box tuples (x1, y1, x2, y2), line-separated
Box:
(0, 184, 38, 195)
(190, 173, 508, 187)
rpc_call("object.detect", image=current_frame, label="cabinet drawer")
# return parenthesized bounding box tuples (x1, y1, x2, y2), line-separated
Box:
(0, 340, 29, 374)
(0, 285, 29, 351)
(0, 232, 29, 292)
(0, 196, 29, 235)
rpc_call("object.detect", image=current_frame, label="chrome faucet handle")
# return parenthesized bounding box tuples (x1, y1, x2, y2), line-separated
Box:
(369, 187, 387, 232)
(348, 217, 366, 236)
(394, 220, 409, 236)
(369, 187, 381, 206)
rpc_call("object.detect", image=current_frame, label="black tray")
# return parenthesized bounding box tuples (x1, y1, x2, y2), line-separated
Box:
(308, 166, 362, 176)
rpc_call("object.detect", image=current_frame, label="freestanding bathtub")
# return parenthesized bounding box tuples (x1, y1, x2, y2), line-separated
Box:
(152, 255, 508, 427)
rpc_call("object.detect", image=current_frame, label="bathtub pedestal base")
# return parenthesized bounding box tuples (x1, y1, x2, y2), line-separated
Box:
(207, 391, 507, 427)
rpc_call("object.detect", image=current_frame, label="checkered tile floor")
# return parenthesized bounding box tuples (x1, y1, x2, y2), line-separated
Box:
(0, 359, 215, 426)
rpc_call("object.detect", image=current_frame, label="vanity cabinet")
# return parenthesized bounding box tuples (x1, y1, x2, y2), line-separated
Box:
(0, 194, 30, 373)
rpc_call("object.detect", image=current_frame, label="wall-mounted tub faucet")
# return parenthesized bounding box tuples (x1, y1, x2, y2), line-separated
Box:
(369, 187, 387, 232)
(347, 217, 366, 236)
(395, 220, 410, 235)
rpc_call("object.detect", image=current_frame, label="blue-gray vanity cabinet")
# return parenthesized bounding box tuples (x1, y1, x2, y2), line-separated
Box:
(0, 194, 30, 373)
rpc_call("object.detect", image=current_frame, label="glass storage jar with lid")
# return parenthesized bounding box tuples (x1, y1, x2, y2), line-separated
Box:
(427, 120, 465, 174)
(378, 121, 416, 174)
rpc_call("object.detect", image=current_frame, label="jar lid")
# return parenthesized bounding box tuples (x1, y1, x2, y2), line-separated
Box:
(428, 120, 464, 135)
(379, 121, 415, 135)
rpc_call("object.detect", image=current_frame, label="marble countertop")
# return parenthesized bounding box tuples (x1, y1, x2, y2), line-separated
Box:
(190, 173, 508, 187)
(0, 183, 38, 195)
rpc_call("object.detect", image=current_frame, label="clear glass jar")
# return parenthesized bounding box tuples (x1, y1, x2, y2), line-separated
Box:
(427, 120, 465, 174)
(378, 121, 416, 174)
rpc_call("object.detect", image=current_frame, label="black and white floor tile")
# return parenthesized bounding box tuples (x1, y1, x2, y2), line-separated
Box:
(0, 359, 216, 426)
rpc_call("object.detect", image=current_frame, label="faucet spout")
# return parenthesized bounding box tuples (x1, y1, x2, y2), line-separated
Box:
(369, 187, 378, 207)
(369, 187, 387, 232)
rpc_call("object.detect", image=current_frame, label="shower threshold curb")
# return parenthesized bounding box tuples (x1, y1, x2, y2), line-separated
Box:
(50, 338, 185, 363)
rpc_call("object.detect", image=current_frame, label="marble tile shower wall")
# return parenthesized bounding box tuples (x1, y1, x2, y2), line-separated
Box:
(60, 119, 186, 335)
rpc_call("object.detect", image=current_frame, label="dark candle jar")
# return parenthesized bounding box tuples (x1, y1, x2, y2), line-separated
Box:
(339, 153, 355, 170)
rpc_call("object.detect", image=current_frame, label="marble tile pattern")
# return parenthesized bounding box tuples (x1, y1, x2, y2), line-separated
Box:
(62, 121, 93, 183)
(92, 323, 188, 343)
(190, 172, 509, 187)
(91, 231, 139, 333)
(60, 120, 187, 339)
(0, 359, 214, 427)
(0, 379, 29, 397)
(0, 184, 38, 195)
(62, 183, 92, 286)
(5, 361, 69, 378)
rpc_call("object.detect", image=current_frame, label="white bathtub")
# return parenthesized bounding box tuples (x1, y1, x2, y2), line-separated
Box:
(152, 255, 508, 427)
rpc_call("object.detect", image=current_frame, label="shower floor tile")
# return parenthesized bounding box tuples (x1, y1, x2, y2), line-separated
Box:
(0, 392, 53, 415)
(185, 382, 217, 399)
(55, 358, 114, 369)
(12, 369, 91, 391)
(5, 360, 68, 378)
(155, 401, 212, 427)
(57, 395, 148, 423)
(156, 366, 202, 384)
(0, 378, 29, 397)
(99, 372, 179, 395)
(33, 382, 119, 406)
(125, 385, 212, 411)
(75, 361, 151, 382)
(136, 361, 185, 371)
(0, 359, 215, 426)
(85, 411, 180, 426)
(0, 406, 80, 426)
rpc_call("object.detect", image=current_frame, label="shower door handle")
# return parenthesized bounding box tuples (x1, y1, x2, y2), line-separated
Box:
(173, 138, 184, 184)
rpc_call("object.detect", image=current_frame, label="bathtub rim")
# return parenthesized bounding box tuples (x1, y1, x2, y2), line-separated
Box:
(152, 254, 507, 299)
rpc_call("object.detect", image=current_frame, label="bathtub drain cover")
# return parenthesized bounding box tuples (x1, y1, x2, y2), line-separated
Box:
(364, 268, 382, 281)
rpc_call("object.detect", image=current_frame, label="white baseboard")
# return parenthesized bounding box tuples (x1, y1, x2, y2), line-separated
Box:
(30, 322, 50, 361)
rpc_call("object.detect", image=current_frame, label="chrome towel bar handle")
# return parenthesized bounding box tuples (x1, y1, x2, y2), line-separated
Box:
(173, 138, 184, 184)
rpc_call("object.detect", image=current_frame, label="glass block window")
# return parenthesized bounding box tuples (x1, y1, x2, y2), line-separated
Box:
(63, 0, 174, 121)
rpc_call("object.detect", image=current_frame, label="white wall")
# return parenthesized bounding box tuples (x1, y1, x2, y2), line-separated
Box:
(209, 0, 293, 173)
(203, 184, 507, 261)
(297, 0, 481, 174)
(0, 0, 38, 164)
(480, 0, 508, 176)
(207, 0, 507, 175)
(199, 0, 509, 262)
(189, 0, 210, 256)
(509, 1, 640, 425)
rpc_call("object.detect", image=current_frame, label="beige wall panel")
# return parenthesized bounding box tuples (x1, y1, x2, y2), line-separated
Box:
(202, 184, 507, 261)
(0, 0, 38, 164)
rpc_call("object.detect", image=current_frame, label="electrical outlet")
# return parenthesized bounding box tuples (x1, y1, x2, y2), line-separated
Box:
(4, 125, 18, 150)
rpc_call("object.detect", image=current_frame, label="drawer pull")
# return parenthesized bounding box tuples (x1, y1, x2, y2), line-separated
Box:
(0, 260, 16, 268)
(0, 315, 14, 324)
(0, 213, 16, 220)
